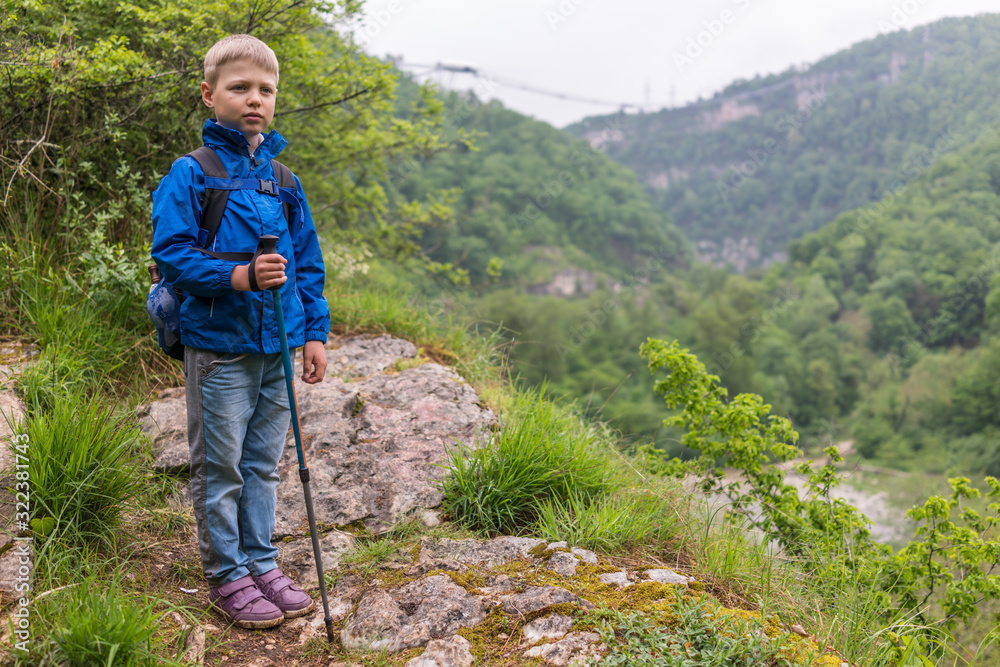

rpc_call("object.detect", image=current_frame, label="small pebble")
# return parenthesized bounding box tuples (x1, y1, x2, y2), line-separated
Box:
(265, 644, 275, 650)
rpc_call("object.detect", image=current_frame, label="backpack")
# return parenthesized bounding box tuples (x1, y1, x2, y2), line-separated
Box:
(147, 146, 299, 361)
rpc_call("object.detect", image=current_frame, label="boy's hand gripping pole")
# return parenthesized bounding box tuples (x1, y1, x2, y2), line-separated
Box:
(260, 235, 335, 644)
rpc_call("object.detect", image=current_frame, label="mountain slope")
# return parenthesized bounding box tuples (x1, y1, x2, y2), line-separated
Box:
(565, 15, 1000, 269)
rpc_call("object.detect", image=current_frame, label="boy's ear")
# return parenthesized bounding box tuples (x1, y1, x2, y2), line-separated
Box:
(201, 81, 215, 109)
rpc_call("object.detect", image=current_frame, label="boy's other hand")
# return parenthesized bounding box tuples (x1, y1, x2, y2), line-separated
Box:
(231, 254, 287, 291)
(302, 340, 327, 384)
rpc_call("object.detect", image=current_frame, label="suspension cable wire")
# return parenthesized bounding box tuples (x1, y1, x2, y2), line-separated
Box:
(392, 59, 668, 112)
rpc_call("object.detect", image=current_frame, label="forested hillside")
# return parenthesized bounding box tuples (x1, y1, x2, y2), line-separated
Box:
(565, 15, 1000, 269)
(389, 88, 690, 287)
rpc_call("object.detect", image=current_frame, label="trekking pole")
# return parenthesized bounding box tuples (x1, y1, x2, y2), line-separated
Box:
(260, 235, 335, 644)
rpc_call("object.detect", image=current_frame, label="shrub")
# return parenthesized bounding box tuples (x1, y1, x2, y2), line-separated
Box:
(641, 337, 1000, 660)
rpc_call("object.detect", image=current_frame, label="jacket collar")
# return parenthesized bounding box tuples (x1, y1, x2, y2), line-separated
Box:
(201, 118, 288, 164)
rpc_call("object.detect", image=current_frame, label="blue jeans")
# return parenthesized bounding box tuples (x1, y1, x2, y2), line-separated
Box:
(185, 348, 290, 586)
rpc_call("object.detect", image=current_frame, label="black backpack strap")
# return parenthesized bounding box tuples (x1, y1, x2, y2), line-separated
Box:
(187, 146, 232, 251)
(271, 159, 296, 226)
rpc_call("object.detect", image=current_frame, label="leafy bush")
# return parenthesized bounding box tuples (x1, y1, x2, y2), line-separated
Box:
(439, 387, 617, 534)
(641, 337, 1000, 659)
(16, 396, 145, 543)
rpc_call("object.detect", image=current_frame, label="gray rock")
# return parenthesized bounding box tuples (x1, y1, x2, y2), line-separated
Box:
(136, 387, 188, 473)
(323, 574, 367, 625)
(598, 571, 631, 588)
(182, 625, 206, 665)
(545, 551, 580, 577)
(406, 558, 467, 577)
(546, 541, 568, 550)
(327, 335, 417, 380)
(341, 589, 407, 652)
(418, 536, 546, 568)
(135, 334, 497, 536)
(569, 548, 598, 565)
(644, 569, 694, 586)
(405, 635, 475, 667)
(0, 389, 26, 472)
(500, 585, 587, 615)
(477, 574, 517, 596)
(279, 529, 354, 585)
(521, 614, 574, 646)
(276, 353, 495, 535)
(390, 575, 488, 648)
(420, 510, 443, 527)
(342, 575, 487, 653)
(523, 632, 603, 666)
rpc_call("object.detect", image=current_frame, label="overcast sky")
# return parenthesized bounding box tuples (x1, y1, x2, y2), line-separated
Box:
(350, 0, 1000, 128)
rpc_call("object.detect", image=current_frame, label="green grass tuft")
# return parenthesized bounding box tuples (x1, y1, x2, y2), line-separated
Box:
(15, 395, 146, 546)
(439, 385, 618, 535)
(534, 489, 682, 553)
(16, 578, 190, 666)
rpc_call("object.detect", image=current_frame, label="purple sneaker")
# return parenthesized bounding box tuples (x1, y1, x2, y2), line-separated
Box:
(208, 575, 284, 629)
(252, 568, 315, 618)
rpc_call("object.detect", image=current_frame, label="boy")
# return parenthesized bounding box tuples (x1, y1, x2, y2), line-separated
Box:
(151, 34, 330, 629)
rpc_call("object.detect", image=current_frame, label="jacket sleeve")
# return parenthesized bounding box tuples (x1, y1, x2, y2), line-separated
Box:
(290, 173, 331, 343)
(151, 157, 241, 296)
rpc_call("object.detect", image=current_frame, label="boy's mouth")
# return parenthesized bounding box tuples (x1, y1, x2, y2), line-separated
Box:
(245, 113, 263, 121)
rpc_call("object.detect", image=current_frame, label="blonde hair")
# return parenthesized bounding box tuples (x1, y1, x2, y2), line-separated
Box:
(203, 34, 279, 87)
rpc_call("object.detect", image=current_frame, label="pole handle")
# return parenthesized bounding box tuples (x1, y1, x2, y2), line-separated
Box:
(260, 234, 279, 255)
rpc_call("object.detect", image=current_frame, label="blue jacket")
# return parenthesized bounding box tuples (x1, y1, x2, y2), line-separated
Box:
(151, 119, 330, 354)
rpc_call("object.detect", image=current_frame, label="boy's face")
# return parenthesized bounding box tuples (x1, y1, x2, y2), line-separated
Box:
(201, 61, 277, 142)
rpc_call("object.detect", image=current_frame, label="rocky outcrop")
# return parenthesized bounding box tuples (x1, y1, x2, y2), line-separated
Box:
(325, 537, 613, 663)
(137, 335, 498, 536)
(341, 575, 488, 652)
